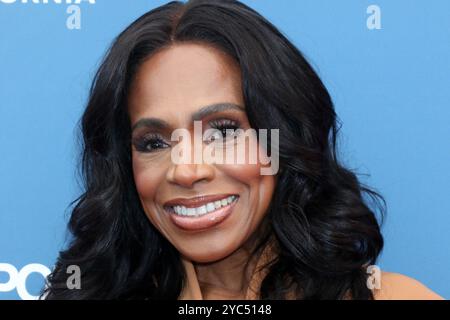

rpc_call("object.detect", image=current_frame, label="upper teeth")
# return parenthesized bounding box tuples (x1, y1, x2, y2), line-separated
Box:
(172, 195, 237, 217)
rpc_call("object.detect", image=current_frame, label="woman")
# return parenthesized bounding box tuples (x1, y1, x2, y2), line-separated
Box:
(43, 0, 443, 299)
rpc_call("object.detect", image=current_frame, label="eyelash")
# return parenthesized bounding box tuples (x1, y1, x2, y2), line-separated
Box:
(133, 118, 242, 153)
(208, 119, 241, 138)
(133, 133, 169, 153)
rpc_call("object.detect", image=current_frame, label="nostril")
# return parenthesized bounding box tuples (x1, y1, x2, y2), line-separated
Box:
(166, 162, 215, 187)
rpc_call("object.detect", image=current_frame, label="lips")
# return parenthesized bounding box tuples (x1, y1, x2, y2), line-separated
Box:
(164, 194, 237, 208)
(163, 194, 239, 231)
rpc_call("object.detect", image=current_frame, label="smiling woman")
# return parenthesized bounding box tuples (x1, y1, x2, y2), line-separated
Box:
(42, 0, 443, 300)
(128, 42, 276, 267)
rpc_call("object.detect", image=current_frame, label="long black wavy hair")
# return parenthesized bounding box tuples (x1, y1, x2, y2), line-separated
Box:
(43, 0, 385, 300)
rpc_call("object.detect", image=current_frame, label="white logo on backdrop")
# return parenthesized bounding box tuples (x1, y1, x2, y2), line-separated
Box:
(0, 0, 96, 30)
(0, 263, 51, 300)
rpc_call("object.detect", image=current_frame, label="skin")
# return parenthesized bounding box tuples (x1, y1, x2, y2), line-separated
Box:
(128, 42, 445, 300)
(179, 259, 446, 299)
(373, 272, 444, 300)
(128, 43, 275, 299)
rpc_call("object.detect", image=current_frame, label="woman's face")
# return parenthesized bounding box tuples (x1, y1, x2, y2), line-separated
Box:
(128, 43, 275, 263)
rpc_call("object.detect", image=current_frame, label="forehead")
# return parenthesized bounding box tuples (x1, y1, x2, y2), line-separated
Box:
(127, 43, 244, 125)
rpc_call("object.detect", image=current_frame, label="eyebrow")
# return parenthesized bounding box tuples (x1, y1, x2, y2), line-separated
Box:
(191, 102, 244, 121)
(131, 102, 245, 133)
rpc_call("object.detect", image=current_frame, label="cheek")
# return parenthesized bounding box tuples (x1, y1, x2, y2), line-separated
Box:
(132, 154, 165, 202)
(219, 162, 261, 182)
(219, 139, 276, 193)
(218, 148, 276, 215)
(132, 155, 171, 231)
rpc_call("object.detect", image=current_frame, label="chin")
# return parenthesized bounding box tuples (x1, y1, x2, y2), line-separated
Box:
(177, 238, 243, 264)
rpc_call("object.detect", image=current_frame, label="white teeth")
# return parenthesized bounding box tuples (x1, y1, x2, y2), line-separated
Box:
(206, 203, 215, 213)
(170, 196, 237, 217)
(197, 205, 207, 215)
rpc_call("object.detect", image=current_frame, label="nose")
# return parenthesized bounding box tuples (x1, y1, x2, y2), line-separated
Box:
(166, 130, 216, 187)
(166, 162, 215, 188)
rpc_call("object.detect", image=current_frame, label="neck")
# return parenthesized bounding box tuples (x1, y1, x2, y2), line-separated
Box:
(194, 233, 264, 298)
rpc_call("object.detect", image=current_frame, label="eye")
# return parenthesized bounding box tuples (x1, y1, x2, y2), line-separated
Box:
(205, 119, 241, 143)
(133, 133, 170, 153)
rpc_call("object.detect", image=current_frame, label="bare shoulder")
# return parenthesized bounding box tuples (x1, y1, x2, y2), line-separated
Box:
(373, 271, 445, 300)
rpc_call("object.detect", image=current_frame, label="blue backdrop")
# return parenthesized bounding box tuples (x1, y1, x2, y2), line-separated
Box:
(1, 0, 449, 299)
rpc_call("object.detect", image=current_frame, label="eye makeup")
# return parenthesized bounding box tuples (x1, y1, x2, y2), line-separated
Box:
(205, 118, 242, 142)
(132, 132, 170, 153)
(131, 111, 247, 154)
